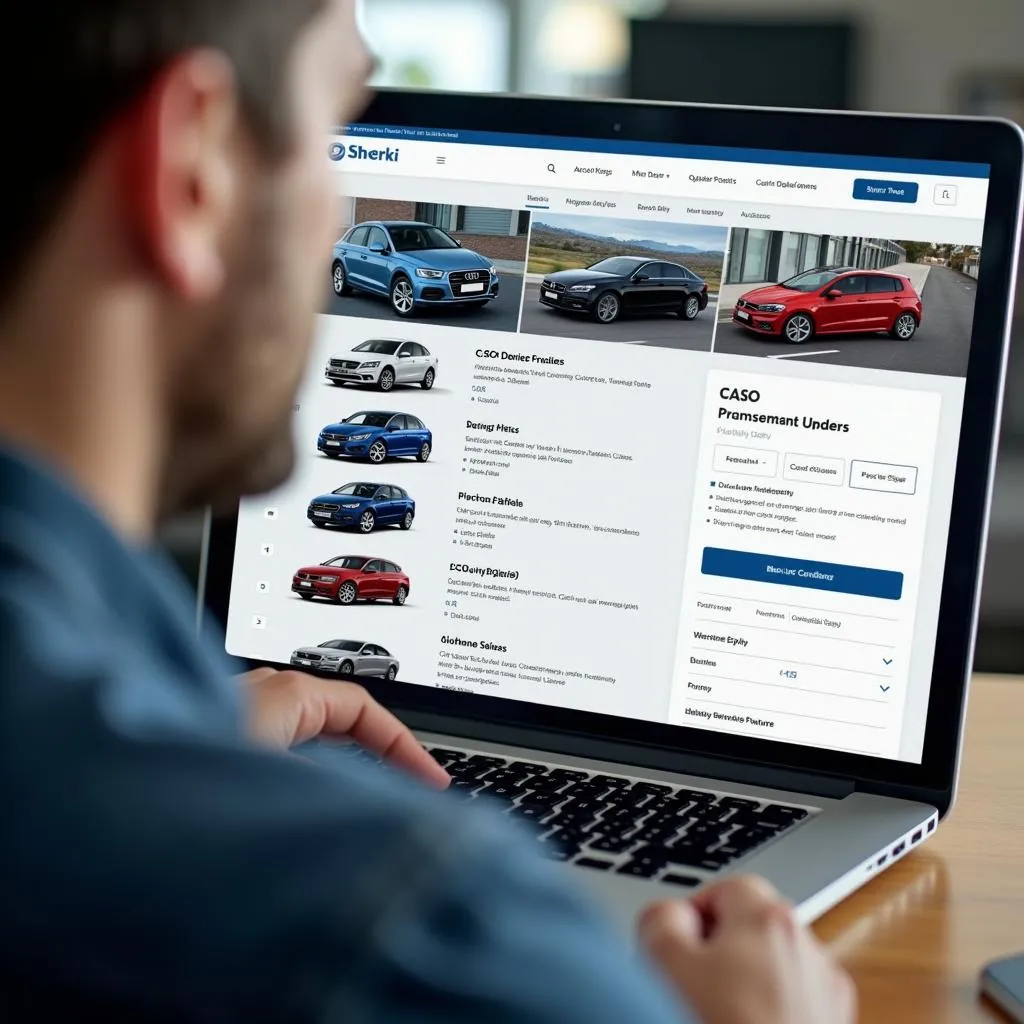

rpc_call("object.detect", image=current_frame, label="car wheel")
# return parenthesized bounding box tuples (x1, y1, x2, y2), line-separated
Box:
(891, 312, 918, 340)
(390, 275, 416, 317)
(680, 294, 702, 321)
(386, 665, 398, 681)
(592, 291, 621, 324)
(421, 367, 435, 390)
(332, 261, 351, 297)
(393, 585, 408, 606)
(377, 367, 395, 392)
(336, 581, 358, 605)
(400, 510, 414, 530)
(416, 441, 431, 463)
(339, 660, 354, 677)
(299, 593, 313, 601)
(783, 312, 814, 343)
(358, 509, 376, 533)
(368, 440, 387, 464)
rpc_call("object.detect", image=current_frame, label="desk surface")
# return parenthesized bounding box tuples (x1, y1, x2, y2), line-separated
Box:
(814, 674, 1024, 1022)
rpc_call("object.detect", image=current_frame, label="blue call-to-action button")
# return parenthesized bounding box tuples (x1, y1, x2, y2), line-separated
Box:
(701, 547, 904, 600)
(852, 177, 919, 203)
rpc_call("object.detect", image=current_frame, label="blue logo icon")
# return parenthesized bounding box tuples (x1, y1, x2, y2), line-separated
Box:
(328, 142, 345, 161)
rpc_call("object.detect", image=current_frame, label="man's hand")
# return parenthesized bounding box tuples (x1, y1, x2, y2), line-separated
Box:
(639, 876, 855, 1024)
(239, 668, 449, 789)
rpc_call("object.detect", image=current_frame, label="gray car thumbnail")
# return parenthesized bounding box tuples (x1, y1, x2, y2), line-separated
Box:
(289, 639, 399, 680)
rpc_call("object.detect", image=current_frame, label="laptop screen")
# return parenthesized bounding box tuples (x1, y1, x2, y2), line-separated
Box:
(223, 122, 991, 765)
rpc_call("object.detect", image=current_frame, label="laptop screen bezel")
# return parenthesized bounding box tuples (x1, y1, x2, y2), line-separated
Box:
(203, 91, 1023, 807)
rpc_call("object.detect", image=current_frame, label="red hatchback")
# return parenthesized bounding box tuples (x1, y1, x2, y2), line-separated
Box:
(733, 267, 922, 344)
(292, 555, 409, 606)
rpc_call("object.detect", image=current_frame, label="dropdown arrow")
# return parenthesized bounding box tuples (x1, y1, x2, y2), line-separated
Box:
(883, 658, 893, 666)
(880, 685, 891, 693)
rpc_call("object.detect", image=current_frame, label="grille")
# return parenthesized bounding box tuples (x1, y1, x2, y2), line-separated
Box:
(310, 502, 340, 513)
(542, 280, 566, 293)
(296, 571, 315, 581)
(322, 433, 345, 442)
(449, 269, 491, 295)
(330, 359, 360, 370)
(298, 652, 323, 662)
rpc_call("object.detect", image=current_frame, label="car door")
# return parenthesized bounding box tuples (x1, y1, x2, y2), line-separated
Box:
(360, 559, 385, 598)
(395, 342, 418, 384)
(405, 415, 428, 452)
(384, 414, 411, 455)
(380, 562, 403, 599)
(623, 261, 664, 313)
(361, 226, 392, 294)
(374, 485, 397, 524)
(340, 226, 370, 288)
(409, 342, 432, 381)
(865, 275, 900, 330)
(357, 644, 383, 676)
(815, 274, 870, 334)
(656, 262, 688, 312)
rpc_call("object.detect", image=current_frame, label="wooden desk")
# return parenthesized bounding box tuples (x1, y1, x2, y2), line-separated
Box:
(814, 674, 1024, 1021)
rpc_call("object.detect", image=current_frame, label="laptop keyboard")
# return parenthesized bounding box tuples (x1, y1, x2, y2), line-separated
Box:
(424, 746, 812, 886)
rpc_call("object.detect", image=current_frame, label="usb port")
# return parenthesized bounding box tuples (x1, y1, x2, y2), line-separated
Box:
(912, 829, 923, 844)
(893, 842, 905, 856)
(876, 854, 888, 866)
(927, 819, 936, 833)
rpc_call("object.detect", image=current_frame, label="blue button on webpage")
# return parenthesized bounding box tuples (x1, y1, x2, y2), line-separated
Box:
(701, 547, 904, 600)
(852, 178, 919, 203)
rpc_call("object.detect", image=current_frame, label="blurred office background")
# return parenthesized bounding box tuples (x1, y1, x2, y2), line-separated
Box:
(164, 0, 1024, 669)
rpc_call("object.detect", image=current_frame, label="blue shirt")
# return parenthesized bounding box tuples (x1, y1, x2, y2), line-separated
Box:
(0, 448, 693, 1022)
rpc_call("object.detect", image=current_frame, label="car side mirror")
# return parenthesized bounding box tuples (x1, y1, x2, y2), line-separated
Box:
(455, 239, 463, 247)
(825, 288, 843, 299)
(398, 351, 411, 358)
(634, 273, 650, 282)
(369, 243, 388, 254)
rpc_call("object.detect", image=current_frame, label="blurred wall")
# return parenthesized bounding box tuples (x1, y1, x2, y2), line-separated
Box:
(658, 0, 1022, 113)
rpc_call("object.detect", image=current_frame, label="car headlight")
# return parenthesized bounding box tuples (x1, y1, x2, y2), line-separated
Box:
(318, 575, 337, 583)
(489, 266, 498, 276)
(348, 432, 371, 442)
(415, 268, 444, 279)
(340, 502, 361, 509)
(358, 361, 380, 369)
(569, 284, 596, 293)
(759, 304, 786, 313)
(321, 654, 342, 662)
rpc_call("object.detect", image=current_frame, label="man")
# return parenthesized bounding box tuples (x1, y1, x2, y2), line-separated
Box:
(0, 2, 854, 1021)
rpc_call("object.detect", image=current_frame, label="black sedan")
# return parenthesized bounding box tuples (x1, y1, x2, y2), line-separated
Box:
(539, 256, 709, 324)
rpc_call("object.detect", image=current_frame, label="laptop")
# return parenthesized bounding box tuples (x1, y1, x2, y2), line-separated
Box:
(201, 92, 1024, 925)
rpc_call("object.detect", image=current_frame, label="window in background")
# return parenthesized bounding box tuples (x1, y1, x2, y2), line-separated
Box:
(360, 0, 512, 92)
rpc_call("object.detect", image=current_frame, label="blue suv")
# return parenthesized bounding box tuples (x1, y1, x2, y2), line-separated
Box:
(331, 221, 499, 318)
(307, 482, 415, 533)
(318, 411, 432, 464)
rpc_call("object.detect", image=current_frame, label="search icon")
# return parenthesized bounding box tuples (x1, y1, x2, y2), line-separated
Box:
(547, 162, 556, 173)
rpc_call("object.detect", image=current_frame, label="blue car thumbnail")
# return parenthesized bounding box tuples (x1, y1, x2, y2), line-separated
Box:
(331, 220, 499, 318)
(308, 482, 415, 533)
(318, 411, 433, 464)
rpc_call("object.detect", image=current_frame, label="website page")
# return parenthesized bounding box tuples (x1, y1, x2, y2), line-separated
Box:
(225, 124, 989, 763)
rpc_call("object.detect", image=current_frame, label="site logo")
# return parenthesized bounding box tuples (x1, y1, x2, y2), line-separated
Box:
(328, 142, 401, 163)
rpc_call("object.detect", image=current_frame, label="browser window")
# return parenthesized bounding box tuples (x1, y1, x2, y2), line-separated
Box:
(226, 124, 989, 764)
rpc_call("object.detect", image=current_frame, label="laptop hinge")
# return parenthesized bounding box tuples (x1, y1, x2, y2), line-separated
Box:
(402, 710, 854, 800)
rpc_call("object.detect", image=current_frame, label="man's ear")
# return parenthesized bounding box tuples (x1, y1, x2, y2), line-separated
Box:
(120, 49, 239, 302)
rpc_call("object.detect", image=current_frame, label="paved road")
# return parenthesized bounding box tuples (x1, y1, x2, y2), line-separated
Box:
(323, 271, 525, 335)
(519, 282, 717, 351)
(713, 267, 976, 377)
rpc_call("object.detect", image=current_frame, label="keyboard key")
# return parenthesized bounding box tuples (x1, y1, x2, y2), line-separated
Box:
(520, 792, 567, 810)
(548, 769, 588, 783)
(560, 782, 610, 800)
(758, 804, 809, 824)
(591, 775, 632, 790)
(427, 747, 467, 761)
(634, 824, 683, 845)
(450, 778, 484, 793)
(726, 826, 778, 853)
(477, 782, 527, 800)
(465, 755, 506, 770)
(529, 776, 574, 795)
(715, 796, 758, 812)
(662, 873, 701, 888)
(508, 761, 549, 774)
(510, 804, 556, 825)
(617, 857, 665, 879)
(632, 782, 672, 797)
(587, 833, 639, 854)
(576, 857, 614, 871)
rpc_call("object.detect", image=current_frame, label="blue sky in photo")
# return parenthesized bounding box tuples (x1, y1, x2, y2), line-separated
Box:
(533, 214, 728, 252)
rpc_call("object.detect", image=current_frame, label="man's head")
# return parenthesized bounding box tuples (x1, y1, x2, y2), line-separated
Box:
(0, 0, 372, 524)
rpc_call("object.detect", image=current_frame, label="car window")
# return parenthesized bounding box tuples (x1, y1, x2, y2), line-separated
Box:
(387, 415, 408, 430)
(659, 263, 684, 279)
(394, 487, 407, 499)
(346, 226, 369, 247)
(334, 483, 377, 498)
(588, 257, 645, 276)
(373, 486, 390, 500)
(354, 339, 401, 355)
(411, 343, 428, 357)
(390, 224, 459, 251)
(867, 276, 898, 293)
(323, 556, 366, 570)
(830, 275, 868, 295)
(396, 343, 412, 358)
(343, 411, 392, 428)
(407, 415, 424, 430)
(367, 226, 389, 250)
(377, 645, 390, 657)
(363, 560, 382, 573)
(635, 262, 661, 279)
(383, 562, 400, 574)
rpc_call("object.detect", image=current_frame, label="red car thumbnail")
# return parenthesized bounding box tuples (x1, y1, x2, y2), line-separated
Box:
(732, 267, 922, 343)
(291, 555, 409, 606)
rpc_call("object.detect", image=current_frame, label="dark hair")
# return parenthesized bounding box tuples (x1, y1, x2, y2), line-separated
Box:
(2, 0, 326, 302)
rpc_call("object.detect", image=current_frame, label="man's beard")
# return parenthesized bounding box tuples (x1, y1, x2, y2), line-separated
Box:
(158, 181, 314, 522)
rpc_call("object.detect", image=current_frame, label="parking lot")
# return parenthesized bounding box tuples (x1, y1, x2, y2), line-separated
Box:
(324, 271, 525, 335)
(519, 281, 718, 351)
(713, 266, 976, 377)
